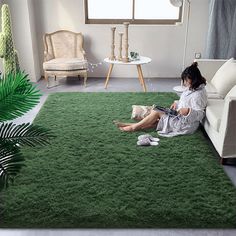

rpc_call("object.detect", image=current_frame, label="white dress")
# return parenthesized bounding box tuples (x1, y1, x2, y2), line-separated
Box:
(156, 84, 207, 137)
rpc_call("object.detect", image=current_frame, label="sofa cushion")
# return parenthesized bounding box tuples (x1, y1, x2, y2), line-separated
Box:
(205, 82, 218, 94)
(43, 58, 88, 71)
(207, 93, 224, 99)
(211, 58, 236, 98)
(205, 83, 224, 99)
(205, 99, 224, 132)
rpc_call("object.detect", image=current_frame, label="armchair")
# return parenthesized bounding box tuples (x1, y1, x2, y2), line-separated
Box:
(43, 30, 88, 87)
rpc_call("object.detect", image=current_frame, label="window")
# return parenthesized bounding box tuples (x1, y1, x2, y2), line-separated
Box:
(85, 0, 182, 24)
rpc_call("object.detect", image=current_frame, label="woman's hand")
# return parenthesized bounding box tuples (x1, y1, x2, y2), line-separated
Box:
(170, 102, 177, 110)
(178, 108, 190, 116)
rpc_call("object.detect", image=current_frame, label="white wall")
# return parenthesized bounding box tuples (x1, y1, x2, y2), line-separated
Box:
(27, 0, 41, 80)
(6, 0, 210, 81)
(4, 0, 39, 82)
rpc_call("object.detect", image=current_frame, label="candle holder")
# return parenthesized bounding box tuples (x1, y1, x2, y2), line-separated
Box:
(118, 32, 123, 61)
(122, 22, 130, 63)
(109, 27, 116, 60)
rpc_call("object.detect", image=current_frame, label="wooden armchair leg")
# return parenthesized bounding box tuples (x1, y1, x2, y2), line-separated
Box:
(45, 73, 49, 88)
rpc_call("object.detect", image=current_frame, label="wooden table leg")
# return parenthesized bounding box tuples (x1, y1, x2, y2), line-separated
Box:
(136, 66, 143, 85)
(137, 65, 147, 92)
(105, 64, 114, 89)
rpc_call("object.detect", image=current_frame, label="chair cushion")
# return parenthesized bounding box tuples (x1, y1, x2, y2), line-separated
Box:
(205, 99, 224, 132)
(211, 58, 236, 98)
(43, 58, 88, 71)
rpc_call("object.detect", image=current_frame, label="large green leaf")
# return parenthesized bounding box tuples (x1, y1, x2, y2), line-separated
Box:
(0, 141, 24, 190)
(0, 72, 41, 122)
(0, 122, 53, 147)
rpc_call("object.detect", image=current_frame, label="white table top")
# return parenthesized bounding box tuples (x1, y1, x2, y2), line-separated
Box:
(104, 56, 151, 65)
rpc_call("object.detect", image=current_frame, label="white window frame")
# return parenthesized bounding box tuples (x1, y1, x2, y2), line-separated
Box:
(84, 0, 183, 25)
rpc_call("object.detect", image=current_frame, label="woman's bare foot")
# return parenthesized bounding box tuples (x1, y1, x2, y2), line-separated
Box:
(113, 120, 132, 127)
(119, 125, 136, 132)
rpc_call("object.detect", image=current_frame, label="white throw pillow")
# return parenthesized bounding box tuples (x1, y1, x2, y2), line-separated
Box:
(211, 58, 236, 98)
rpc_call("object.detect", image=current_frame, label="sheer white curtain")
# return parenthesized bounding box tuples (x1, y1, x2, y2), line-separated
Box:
(205, 0, 236, 59)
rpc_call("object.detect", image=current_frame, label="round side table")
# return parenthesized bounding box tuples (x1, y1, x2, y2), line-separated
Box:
(104, 56, 151, 92)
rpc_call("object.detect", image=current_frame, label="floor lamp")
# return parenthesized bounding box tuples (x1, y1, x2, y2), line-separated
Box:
(170, 0, 191, 93)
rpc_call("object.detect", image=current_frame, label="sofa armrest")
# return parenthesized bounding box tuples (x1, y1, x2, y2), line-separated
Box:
(194, 59, 227, 82)
(219, 86, 236, 157)
(220, 99, 236, 158)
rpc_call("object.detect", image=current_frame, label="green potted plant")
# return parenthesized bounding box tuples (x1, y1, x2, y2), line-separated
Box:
(0, 72, 51, 190)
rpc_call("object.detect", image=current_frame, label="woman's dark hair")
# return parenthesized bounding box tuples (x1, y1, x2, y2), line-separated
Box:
(181, 62, 206, 90)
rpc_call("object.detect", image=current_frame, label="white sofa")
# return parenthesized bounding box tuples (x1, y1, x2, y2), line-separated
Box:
(195, 59, 236, 164)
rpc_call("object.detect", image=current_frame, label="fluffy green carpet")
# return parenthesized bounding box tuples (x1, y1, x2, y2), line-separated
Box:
(0, 92, 236, 228)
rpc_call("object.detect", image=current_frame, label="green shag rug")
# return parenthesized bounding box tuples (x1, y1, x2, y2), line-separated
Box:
(1, 92, 236, 228)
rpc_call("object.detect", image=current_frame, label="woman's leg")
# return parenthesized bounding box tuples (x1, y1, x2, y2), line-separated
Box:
(119, 110, 164, 132)
(114, 110, 156, 128)
(113, 120, 134, 127)
(113, 115, 144, 127)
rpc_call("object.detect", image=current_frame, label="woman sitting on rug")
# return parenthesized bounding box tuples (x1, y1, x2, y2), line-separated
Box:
(114, 62, 207, 137)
